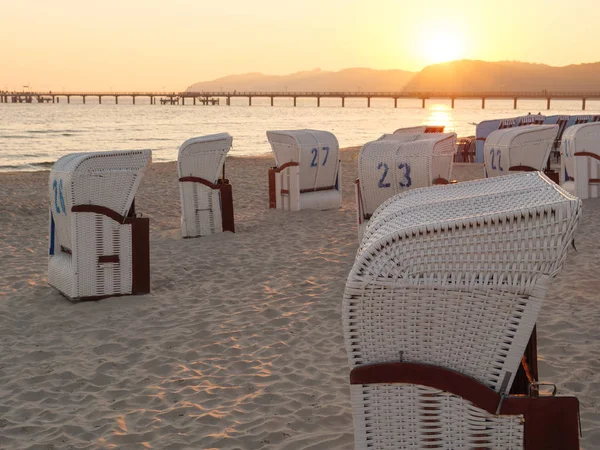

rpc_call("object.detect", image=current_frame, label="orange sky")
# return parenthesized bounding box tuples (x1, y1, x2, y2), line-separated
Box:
(1, 0, 598, 91)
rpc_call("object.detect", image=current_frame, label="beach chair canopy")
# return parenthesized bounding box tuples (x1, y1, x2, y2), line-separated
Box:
(49, 150, 152, 250)
(344, 172, 581, 448)
(484, 124, 558, 177)
(177, 132, 232, 184)
(266, 129, 339, 192)
(562, 122, 600, 181)
(475, 115, 545, 162)
(392, 125, 445, 134)
(358, 133, 456, 216)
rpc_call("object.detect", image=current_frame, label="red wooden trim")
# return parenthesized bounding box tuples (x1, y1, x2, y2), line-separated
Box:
(98, 255, 119, 263)
(509, 165, 538, 172)
(125, 216, 150, 295)
(72, 204, 125, 223)
(568, 176, 600, 183)
(574, 151, 600, 162)
(268, 168, 277, 209)
(61, 245, 72, 255)
(217, 181, 235, 233)
(281, 189, 290, 194)
(300, 185, 336, 193)
(433, 177, 450, 185)
(350, 361, 580, 449)
(178, 176, 218, 189)
(272, 162, 299, 173)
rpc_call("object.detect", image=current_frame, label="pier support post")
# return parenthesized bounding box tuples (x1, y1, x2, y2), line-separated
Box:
(317, 97, 320, 107)
(451, 98, 455, 109)
(271, 97, 274, 106)
(182, 97, 185, 105)
(193, 97, 196, 105)
(582, 98, 586, 110)
(249, 96, 252, 106)
(52, 96, 55, 103)
(67, 96, 70, 104)
(367, 97, 371, 108)
(547, 98, 551, 110)
(150, 96, 153, 105)
(83, 96, 86, 104)
(227, 97, 230, 106)
(422, 98, 425, 108)
(99, 96, 102, 104)
(394, 98, 397, 108)
(481, 98, 485, 109)
(133, 96, 136, 105)
(514, 98, 518, 109)
(293, 97, 296, 107)
(342, 97, 345, 107)
(115, 96, 118, 104)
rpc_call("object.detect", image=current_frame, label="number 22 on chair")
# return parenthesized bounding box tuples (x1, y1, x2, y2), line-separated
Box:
(489, 148, 503, 172)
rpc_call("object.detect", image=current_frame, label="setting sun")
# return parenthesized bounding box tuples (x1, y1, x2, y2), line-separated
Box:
(420, 30, 465, 64)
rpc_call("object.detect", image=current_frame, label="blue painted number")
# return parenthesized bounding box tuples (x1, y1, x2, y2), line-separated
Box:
(322, 146, 329, 166)
(496, 149, 503, 171)
(490, 148, 496, 170)
(310, 148, 318, 167)
(398, 163, 412, 187)
(378, 162, 391, 188)
(52, 178, 67, 215)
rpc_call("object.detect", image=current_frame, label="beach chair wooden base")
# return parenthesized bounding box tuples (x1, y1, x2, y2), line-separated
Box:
(350, 361, 580, 450)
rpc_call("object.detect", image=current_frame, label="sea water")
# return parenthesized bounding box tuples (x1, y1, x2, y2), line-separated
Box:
(0, 97, 596, 171)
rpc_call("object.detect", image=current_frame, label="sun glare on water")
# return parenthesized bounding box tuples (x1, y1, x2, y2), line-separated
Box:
(420, 30, 465, 64)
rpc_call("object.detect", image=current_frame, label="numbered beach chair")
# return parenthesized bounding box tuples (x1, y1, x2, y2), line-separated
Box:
(178, 133, 235, 238)
(355, 133, 456, 240)
(484, 125, 558, 178)
(345, 172, 581, 449)
(267, 129, 341, 211)
(560, 122, 600, 199)
(48, 150, 152, 301)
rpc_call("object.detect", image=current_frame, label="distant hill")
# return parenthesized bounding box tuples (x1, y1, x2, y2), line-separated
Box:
(403, 60, 600, 92)
(185, 68, 415, 92)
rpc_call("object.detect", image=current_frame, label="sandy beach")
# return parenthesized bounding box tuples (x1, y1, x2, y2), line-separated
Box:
(0, 148, 598, 449)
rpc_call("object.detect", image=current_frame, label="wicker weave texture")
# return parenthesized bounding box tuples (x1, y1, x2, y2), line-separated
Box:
(344, 172, 581, 449)
(350, 384, 524, 450)
(267, 129, 341, 211)
(48, 150, 151, 300)
(484, 125, 558, 177)
(357, 134, 456, 217)
(177, 134, 232, 237)
(561, 122, 600, 199)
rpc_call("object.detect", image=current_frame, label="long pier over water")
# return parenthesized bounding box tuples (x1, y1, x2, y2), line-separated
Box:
(2, 91, 600, 110)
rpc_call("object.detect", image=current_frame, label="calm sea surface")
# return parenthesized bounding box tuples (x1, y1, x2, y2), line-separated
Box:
(1, 97, 598, 171)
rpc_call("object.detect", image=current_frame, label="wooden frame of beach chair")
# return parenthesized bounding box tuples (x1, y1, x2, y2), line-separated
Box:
(178, 133, 235, 238)
(560, 122, 600, 199)
(355, 133, 456, 240)
(345, 172, 581, 449)
(484, 125, 558, 178)
(48, 149, 152, 301)
(267, 129, 341, 211)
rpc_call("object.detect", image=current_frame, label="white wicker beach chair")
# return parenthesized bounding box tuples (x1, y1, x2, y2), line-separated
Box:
(484, 125, 558, 178)
(560, 122, 600, 199)
(178, 133, 235, 238)
(344, 172, 581, 449)
(392, 125, 445, 134)
(48, 149, 152, 301)
(355, 133, 456, 240)
(267, 129, 341, 211)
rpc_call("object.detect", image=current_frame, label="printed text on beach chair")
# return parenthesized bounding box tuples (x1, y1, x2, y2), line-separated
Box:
(178, 133, 234, 238)
(267, 129, 341, 211)
(48, 150, 152, 300)
(484, 125, 558, 177)
(355, 133, 456, 240)
(344, 172, 581, 449)
(561, 122, 600, 199)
